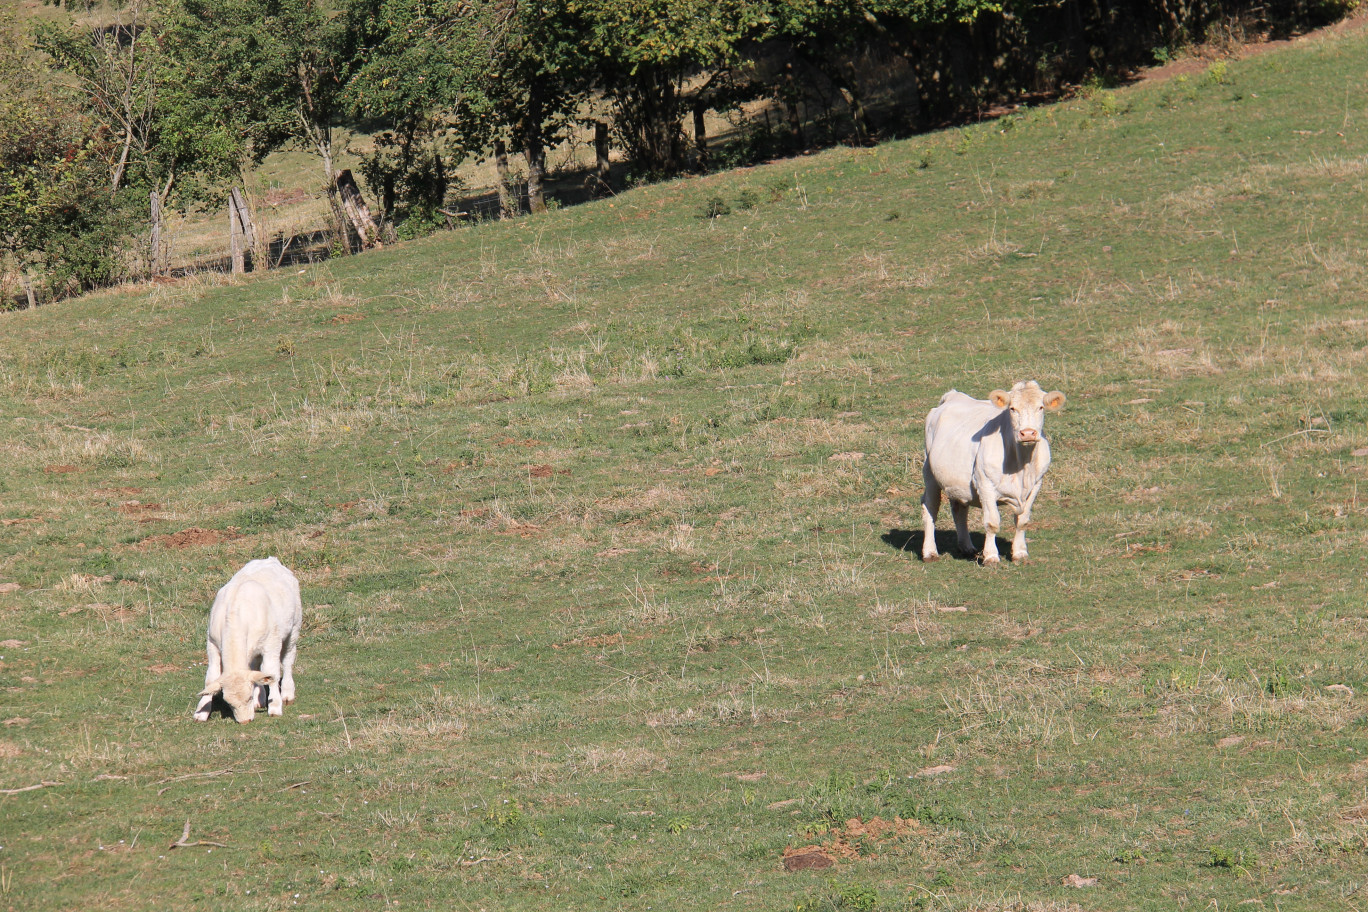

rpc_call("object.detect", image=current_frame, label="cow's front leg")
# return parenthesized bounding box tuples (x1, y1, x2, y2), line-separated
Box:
(980, 497, 1003, 565)
(194, 642, 223, 721)
(1010, 512, 1030, 563)
(920, 467, 943, 562)
(1012, 484, 1044, 562)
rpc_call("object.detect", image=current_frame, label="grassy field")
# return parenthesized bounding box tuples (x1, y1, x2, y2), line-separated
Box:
(3, 21, 1368, 912)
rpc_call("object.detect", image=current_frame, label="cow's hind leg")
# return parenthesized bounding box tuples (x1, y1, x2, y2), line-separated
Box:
(950, 500, 973, 555)
(260, 641, 285, 717)
(920, 466, 943, 562)
(280, 633, 298, 706)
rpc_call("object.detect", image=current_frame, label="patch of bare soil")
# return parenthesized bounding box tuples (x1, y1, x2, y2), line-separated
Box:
(116, 501, 164, 522)
(138, 527, 242, 550)
(44, 464, 81, 474)
(783, 816, 923, 870)
(782, 847, 836, 871)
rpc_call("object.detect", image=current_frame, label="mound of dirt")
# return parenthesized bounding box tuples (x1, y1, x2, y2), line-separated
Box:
(782, 847, 835, 871)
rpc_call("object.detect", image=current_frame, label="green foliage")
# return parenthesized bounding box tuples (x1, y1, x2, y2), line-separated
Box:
(1206, 846, 1255, 874)
(835, 881, 879, 911)
(699, 195, 732, 219)
(0, 29, 129, 291)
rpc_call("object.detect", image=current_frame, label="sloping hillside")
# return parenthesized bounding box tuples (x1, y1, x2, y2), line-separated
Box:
(2, 23, 1367, 912)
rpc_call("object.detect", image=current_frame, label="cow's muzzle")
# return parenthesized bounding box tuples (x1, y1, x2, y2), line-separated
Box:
(1017, 430, 1040, 443)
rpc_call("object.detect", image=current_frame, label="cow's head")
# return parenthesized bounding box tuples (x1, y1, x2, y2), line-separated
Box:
(198, 670, 275, 723)
(990, 381, 1065, 446)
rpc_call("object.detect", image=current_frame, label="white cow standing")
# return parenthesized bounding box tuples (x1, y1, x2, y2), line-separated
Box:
(920, 381, 1066, 565)
(193, 557, 302, 723)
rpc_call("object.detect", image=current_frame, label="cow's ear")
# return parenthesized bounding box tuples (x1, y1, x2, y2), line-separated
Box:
(198, 678, 223, 698)
(251, 672, 277, 686)
(1044, 391, 1066, 411)
(990, 390, 1010, 408)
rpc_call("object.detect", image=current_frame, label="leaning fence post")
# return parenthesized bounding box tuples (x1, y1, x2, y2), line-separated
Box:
(227, 188, 257, 274)
(335, 169, 381, 249)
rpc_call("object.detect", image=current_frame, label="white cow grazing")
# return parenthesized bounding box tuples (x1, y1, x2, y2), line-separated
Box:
(921, 381, 1066, 565)
(193, 557, 302, 723)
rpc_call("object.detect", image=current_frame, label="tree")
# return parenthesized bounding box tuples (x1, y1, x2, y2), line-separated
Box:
(578, 0, 771, 177)
(159, 0, 348, 259)
(0, 19, 127, 296)
(474, 1, 592, 214)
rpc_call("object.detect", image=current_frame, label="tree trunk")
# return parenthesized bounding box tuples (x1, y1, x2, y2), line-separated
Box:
(151, 171, 175, 275)
(525, 133, 546, 215)
(783, 63, 805, 147)
(112, 128, 132, 193)
(149, 189, 163, 277)
(522, 88, 548, 215)
(594, 122, 612, 195)
(315, 129, 351, 253)
(692, 105, 708, 169)
(494, 139, 516, 218)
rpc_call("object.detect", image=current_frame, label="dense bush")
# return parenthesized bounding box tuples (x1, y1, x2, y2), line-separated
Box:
(0, 53, 131, 296)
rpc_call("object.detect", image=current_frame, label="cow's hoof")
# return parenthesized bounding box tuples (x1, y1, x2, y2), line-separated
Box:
(1013, 556, 1030, 565)
(192, 712, 209, 722)
(981, 556, 1001, 567)
(268, 706, 283, 717)
(922, 553, 940, 563)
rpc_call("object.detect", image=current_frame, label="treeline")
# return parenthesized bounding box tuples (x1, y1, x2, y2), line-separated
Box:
(1, 0, 1354, 301)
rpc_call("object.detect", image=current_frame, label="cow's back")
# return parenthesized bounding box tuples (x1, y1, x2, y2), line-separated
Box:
(209, 557, 302, 645)
(924, 391, 1006, 504)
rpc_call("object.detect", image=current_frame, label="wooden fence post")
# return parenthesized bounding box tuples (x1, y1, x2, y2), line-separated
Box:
(335, 169, 381, 249)
(229, 195, 244, 274)
(228, 187, 256, 273)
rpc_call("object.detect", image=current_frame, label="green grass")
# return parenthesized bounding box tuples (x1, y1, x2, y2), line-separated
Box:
(3, 27, 1368, 912)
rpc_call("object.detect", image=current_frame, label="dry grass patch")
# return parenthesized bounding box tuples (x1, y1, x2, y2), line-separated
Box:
(565, 745, 667, 778)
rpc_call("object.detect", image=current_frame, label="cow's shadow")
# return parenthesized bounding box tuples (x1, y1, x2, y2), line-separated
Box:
(882, 528, 1015, 563)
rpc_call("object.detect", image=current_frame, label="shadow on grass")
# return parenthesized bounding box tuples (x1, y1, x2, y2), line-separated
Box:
(881, 528, 1015, 563)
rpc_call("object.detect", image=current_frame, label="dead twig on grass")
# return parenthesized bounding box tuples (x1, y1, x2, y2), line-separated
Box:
(154, 768, 237, 796)
(0, 780, 62, 796)
(170, 819, 228, 850)
(459, 852, 511, 867)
